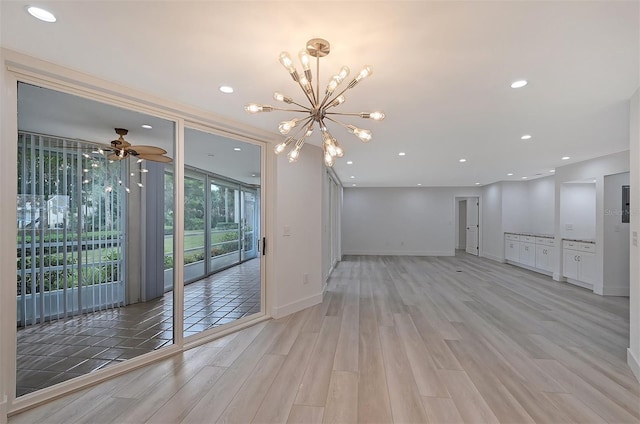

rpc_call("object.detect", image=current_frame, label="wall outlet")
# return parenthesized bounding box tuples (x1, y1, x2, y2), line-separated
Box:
(283, 225, 291, 237)
(565, 223, 573, 231)
(303, 273, 309, 284)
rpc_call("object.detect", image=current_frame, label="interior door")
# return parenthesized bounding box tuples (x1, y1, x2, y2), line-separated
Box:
(465, 198, 479, 255)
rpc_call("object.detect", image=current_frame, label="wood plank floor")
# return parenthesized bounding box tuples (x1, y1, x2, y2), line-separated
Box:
(10, 253, 640, 423)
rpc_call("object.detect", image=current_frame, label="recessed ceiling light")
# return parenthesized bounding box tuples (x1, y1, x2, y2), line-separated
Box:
(507, 173, 514, 176)
(459, 158, 467, 163)
(346, 161, 353, 165)
(417, 183, 422, 186)
(550, 169, 555, 173)
(350, 175, 355, 179)
(475, 182, 481, 185)
(27, 6, 56, 22)
(251, 174, 256, 177)
(521, 134, 532, 140)
(141, 124, 152, 129)
(352, 184, 357, 186)
(561, 156, 570, 160)
(511, 80, 528, 89)
(233, 147, 241, 151)
(398, 152, 406, 156)
(219, 85, 234, 94)
(522, 176, 528, 179)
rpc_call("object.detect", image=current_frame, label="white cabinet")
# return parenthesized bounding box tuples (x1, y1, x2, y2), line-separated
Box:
(535, 237, 556, 273)
(562, 241, 596, 287)
(519, 236, 536, 267)
(504, 233, 555, 276)
(505, 234, 520, 262)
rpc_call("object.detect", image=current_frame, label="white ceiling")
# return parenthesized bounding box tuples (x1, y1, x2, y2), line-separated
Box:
(2, 1, 638, 187)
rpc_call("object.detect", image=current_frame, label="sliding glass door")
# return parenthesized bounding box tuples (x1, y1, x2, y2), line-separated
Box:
(182, 127, 262, 337)
(16, 82, 177, 397)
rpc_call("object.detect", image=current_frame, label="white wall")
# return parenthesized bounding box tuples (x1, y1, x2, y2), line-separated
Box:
(501, 182, 532, 233)
(271, 145, 324, 318)
(560, 183, 596, 240)
(528, 176, 555, 235)
(629, 88, 640, 382)
(342, 187, 480, 256)
(603, 172, 630, 296)
(481, 183, 503, 262)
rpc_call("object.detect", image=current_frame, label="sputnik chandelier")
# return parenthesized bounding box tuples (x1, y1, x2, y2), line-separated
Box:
(245, 38, 385, 167)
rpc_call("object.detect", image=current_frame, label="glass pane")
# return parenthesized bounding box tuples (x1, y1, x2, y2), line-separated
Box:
(183, 127, 262, 338)
(16, 82, 176, 397)
(184, 174, 206, 282)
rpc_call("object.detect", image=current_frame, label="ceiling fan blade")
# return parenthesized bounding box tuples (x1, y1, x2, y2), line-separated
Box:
(127, 145, 168, 155)
(137, 154, 173, 163)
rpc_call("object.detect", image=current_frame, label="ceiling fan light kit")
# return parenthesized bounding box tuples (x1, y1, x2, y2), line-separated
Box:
(245, 38, 385, 167)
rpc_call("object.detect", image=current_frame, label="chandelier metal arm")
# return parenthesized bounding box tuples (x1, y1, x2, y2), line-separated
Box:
(323, 115, 349, 129)
(295, 78, 317, 107)
(322, 84, 351, 110)
(272, 107, 311, 113)
(288, 116, 315, 138)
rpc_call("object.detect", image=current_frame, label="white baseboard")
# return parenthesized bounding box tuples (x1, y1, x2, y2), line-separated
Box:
(628, 348, 640, 383)
(505, 261, 553, 277)
(482, 252, 505, 263)
(271, 291, 323, 319)
(553, 272, 562, 281)
(565, 278, 594, 291)
(602, 286, 630, 297)
(342, 250, 453, 257)
(1, 395, 7, 424)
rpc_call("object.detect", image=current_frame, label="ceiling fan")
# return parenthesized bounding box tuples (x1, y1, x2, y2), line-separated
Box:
(107, 128, 172, 163)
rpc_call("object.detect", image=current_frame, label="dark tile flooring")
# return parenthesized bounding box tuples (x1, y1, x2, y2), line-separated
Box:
(16, 259, 260, 397)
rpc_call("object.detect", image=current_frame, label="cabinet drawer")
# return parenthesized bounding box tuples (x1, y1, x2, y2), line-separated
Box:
(505, 234, 520, 241)
(521, 236, 535, 243)
(563, 240, 578, 250)
(536, 237, 555, 246)
(577, 242, 595, 253)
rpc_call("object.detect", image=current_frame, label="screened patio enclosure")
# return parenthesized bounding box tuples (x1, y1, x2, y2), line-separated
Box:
(17, 132, 127, 326)
(15, 82, 264, 397)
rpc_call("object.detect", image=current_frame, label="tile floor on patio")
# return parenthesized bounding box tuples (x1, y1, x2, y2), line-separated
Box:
(15, 258, 260, 397)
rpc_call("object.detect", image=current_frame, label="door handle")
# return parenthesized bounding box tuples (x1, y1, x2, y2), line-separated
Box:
(262, 237, 266, 256)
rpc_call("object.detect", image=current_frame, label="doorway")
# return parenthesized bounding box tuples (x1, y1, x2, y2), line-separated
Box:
(455, 196, 480, 256)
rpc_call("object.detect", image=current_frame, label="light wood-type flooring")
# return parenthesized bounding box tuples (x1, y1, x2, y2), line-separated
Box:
(10, 253, 640, 423)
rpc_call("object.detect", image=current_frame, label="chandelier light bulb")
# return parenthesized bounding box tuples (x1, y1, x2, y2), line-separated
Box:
(274, 142, 287, 154)
(324, 152, 335, 167)
(244, 103, 264, 113)
(370, 111, 385, 121)
(354, 127, 372, 142)
(306, 126, 314, 137)
(274, 92, 292, 103)
(325, 139, 337, 157)
(329, 95, 345, 108)
(279, 52, 295, 73)
(327, 76, 340, 94)
(338, 66, 350, 80)
(278, 119, 299, 134)
(356, 65, 373, 82)
(300, 76, 312, 93)
(299, 50, 311, 71)
(288, 147, 301, 163)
